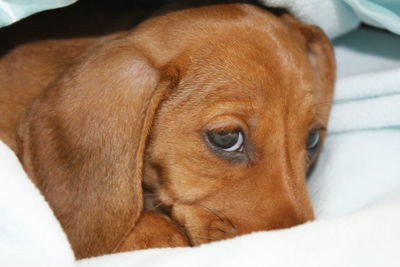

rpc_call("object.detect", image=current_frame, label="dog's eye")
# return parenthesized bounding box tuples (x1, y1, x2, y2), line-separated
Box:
(307, 129, 320, 158)
(207, 129, 244, 152)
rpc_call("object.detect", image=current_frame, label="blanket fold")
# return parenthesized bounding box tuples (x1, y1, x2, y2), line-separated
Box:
(259, 0, 360, 38)
(0, 141, 75, 267)
(328, 26, 400, 134)
(77, 199, 400, 267)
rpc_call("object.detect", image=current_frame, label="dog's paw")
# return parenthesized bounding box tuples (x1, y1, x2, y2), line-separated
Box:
(115, 211, 189, 252)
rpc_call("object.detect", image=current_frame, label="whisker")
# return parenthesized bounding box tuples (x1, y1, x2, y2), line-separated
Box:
(146, 201, 164, 211)
(197, 204, 237, 232)
(197, 204, 226, 223)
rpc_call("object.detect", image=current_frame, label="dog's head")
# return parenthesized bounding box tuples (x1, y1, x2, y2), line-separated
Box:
(140, 4, 335, 245)
(17, 3, 335, 257)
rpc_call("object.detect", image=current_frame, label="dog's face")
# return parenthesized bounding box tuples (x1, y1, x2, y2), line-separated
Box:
(17, 3, 335, 257)
(143, 8, 335, 245)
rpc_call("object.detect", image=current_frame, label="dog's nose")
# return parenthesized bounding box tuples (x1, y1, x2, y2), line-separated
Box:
(284, 203, 314, 228)
(276, 172, 315, 227)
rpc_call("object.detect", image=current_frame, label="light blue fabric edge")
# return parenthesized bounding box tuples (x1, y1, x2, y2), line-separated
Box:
(328, 125, 400, 136)
(333, 91, 400, 104)
(344, 0, 400, 35)
(0, 0, 77, 27)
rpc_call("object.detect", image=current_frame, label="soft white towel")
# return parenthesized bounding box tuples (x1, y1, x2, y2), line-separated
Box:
(334, 26, 400, 79)
(77, 199, 400, 267)
(329, 93, 400, 133)
(309, 130, 400, 219)
(329, 27, 400, 134)
(0, 141, 75, 267)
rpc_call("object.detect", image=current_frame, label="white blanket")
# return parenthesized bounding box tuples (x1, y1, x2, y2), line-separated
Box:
(0, 141, 74, 267)
(1, 3, 400, 267)
(78, 199, 400, 267)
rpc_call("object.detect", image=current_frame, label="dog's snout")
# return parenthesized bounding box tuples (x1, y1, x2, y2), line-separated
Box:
(271, 177, 315, 229)
(270, 198, 314, 230)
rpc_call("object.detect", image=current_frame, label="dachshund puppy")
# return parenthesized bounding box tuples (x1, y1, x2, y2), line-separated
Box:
(0, 0, 335, 259)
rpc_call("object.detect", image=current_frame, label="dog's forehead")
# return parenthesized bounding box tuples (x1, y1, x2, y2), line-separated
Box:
(170, 48, 315, 135)
(180, 28, 314, 106)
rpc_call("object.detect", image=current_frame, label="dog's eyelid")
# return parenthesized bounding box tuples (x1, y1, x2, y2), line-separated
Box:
(203, 114, 250, 134)
(313, 127, 325, 133)
(310, 123, 326, 132)
(210, 125, 243, 133)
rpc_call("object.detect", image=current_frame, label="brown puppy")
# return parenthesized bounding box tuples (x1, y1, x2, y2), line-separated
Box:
(0, 0, 335, 259)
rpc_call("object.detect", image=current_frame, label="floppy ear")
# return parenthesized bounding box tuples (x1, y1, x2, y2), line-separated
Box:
(282, 14, 336, 116)
(16, 40, 175, 258)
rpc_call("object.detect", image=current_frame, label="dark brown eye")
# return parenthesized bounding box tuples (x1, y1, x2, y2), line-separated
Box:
(307, 129, 320, 158)
(207, 130, 244, 152)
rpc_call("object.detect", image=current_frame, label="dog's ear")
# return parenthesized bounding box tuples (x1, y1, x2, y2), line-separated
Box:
(282, 14, 336, 115)
(16, 40, 176, 258)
